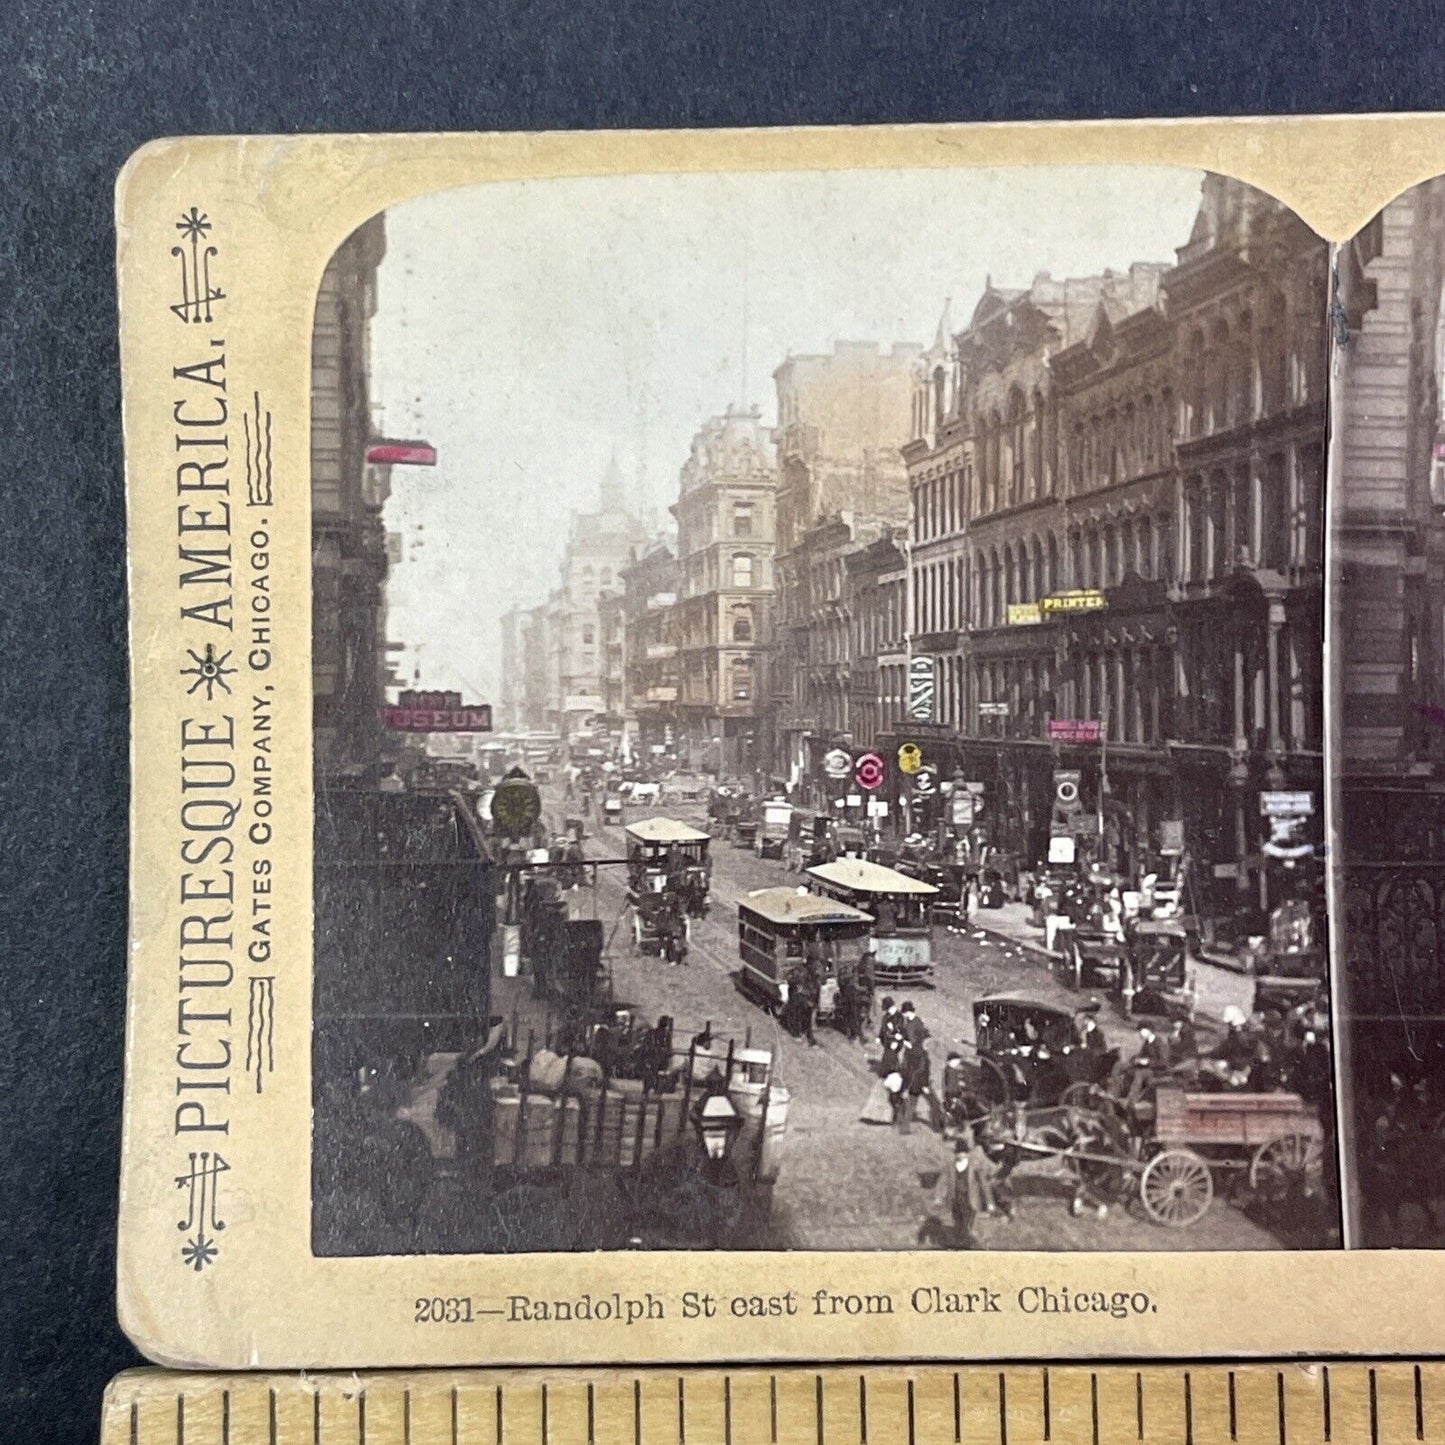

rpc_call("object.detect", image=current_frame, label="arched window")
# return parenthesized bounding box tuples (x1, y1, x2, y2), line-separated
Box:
(731, 605, 753, 643)
(731, 553, 754, 589)
(1047, 534, 1060, 595)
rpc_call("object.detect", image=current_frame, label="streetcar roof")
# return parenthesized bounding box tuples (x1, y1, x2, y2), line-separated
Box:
(738, 887, 874, 926)
(624, 816, 710, 843)
(806, 858, 939, 897)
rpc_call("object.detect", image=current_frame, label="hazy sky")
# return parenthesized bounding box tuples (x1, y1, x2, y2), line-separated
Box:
(369, 164, 1206, 701)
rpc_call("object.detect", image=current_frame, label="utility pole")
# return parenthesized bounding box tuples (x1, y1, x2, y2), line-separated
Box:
(902, 527, 915, 839)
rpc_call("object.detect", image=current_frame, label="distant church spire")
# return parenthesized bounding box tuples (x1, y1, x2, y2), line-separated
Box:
(932, 296, 953, 353)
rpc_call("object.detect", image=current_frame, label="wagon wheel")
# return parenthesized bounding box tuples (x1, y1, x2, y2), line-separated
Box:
(1249, 1132, 1323, 1209)
(1140, 1148, 1214, 1227)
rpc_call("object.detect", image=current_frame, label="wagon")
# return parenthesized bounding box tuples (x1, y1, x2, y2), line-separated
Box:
(1136, 1086, 1325, 1227)
(963, 1084, 1325, 1231)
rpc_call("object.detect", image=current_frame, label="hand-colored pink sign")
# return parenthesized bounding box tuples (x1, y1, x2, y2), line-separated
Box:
(853, 751, 885, 790)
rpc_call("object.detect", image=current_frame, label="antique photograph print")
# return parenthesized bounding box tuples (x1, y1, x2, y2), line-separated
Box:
(1335, 177, 1445, 1249)
(310, 165, 1336, 1258)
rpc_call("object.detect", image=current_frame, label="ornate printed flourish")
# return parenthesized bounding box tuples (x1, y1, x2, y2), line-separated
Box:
(246, 976, 276, 1093)
(180, 643, 235, 700)
(176, 1152, 229, 1272)
(171, 207, 224, 324)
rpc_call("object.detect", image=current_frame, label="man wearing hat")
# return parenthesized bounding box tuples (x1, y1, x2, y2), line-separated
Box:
(1071, 999, 1106, 1059)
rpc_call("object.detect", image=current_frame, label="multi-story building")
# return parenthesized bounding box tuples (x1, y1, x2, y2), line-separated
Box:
(1334, 179, 1445, 1187)
(553, 460, 648, 737)
(597, 588, 626, 729)
(769, 340, 920, 783)
(844, 529, 908, 750)
(889, 181, 1327, 923)
(311, 214, 389, 779)
(517, 603, 553, 732)
(1162, 176, 1328, 920)
(621, 539, 679, 758)
(669, 406, 776, 775)
(498, 604, 526, 732)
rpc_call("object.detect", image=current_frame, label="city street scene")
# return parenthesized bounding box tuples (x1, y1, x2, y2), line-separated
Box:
(309, 166, 1337, 1256)
(1335, 178, 1445, 1248)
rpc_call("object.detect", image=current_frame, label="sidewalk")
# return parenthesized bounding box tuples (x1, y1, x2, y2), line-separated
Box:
(968, 902, 1255, 1026)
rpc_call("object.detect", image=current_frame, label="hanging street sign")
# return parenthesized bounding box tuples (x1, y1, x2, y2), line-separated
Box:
(1260, 790, 1314, 817)
(853, 751, 885, 790)
(822, 747, 853, 779)
(907, 654, 935, 721)
(897, 742, 922, 775)
(1040, 589, 1107, 614)
(381, 689, 493, 732)
(1048, 718, 1102, 743)
(1006, 601, 1043, 626)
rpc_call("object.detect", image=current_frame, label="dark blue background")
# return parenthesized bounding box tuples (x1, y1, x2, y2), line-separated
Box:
(0, 1, 1437, 1439)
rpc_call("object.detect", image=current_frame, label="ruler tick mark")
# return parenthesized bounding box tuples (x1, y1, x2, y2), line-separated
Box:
(1092, 1374, 1101, 1445)
(998, 1372, 1008, 1445)
(1323, 1366, 1332, 1443)
(1417, 1363, 1426, 1440)
(1135, 1372, 1144, 1441)
(129, 1401, 137, 1445)
(269, 1388, 277, 1445)
(178, 1394, 185, 1445)
(358, 1388, 366, 1445)
(1228, 1371, 1237, 1441)
(404, 1388, 412, 1445)
(313, 1389, 321, 1445)
(907, 1378, 916, 1445)
(860, 1374, 868, 1444)
(541, 1384, 548, 1445)
(451, 1386, 459, 1445)
(1185, 1371, 1194, 1445)
(588, 1383, 596, 1445)
(723, 1377, 731, 1445)
(634, 1379, 642, 1445)
(1043, 1368, 1052, 1442)
(770, 1375, 777, 1444)
(497, 1385, 505, 1445)
(954, 1373, 962, 1444)
(1370, 1369, 1380, 1445)
(677, 1377, 685, 1445)
(223, 1390, 231, 1445)
(815, 1374, 824, 1445)
(1276, 1373, 1286, 1445)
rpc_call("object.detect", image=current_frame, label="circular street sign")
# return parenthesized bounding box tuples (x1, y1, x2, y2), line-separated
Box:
(914, 765, 938, 796)
(854, 751, 885, 791)
(1056, 777, 1080, 806)
(822, 747, 852, 780)
(897, 742, 922, 776)
(491, 770, 542, 838)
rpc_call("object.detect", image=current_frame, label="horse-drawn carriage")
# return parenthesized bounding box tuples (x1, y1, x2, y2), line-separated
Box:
(624, 818, 711, 959)
(1251, 897, 1327, 1019)
(1055, 899, 1198, 1020)
(942, 996, 1327, 1230)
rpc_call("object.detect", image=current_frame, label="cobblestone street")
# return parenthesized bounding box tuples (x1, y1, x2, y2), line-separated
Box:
(505, 790, 1297, 1252)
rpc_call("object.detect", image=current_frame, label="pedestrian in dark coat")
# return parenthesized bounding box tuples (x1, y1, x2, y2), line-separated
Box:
(878, 996, 903, 1075)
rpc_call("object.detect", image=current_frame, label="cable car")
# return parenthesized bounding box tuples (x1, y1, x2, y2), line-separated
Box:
(805, 857, 939, 986)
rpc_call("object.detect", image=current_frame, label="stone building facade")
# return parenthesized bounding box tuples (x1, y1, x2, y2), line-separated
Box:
(311, 214, 389, 779)
(884, 179, 1328, 924)
(621, 539, 679, 758)
(668, 406, 776, 775)
(768, 340, 920, 783)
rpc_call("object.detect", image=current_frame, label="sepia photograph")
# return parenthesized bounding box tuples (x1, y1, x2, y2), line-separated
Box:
(308, 163, 1337, 1258)
(1334, 176, 1445, 1249)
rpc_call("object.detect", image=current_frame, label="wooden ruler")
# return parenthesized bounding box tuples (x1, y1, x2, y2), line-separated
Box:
(102, 1362, 1440, 1444)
